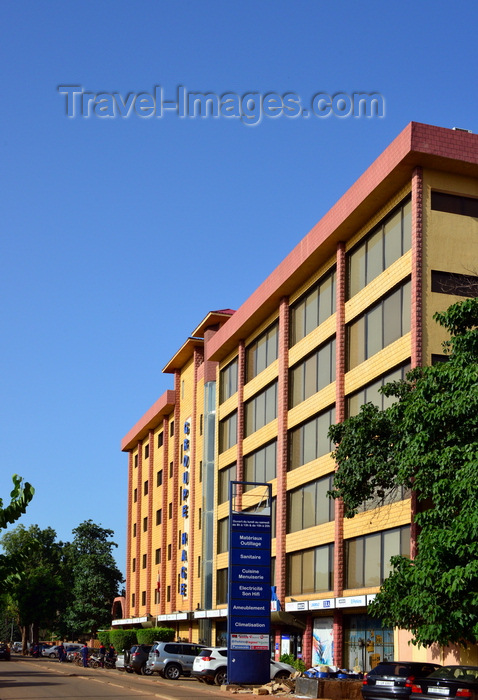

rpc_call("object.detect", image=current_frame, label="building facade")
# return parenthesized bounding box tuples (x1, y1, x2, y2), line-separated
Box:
(119, 123, 478, 670)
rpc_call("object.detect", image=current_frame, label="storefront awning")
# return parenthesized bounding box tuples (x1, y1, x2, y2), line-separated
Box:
(271, 610, 306, 630)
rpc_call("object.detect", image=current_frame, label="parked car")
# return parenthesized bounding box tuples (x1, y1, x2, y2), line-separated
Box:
(410, 665, 478, 700)
(146, 642, 206, 679)
(43, 643, 82, 659)
(125, 645, 153, 674)
(0, 643, 11, 661)
(362, 662, 442, 700)
(115, 652, 126, 671)
(192, 647, 295, 686)
(11, 642, 22, 653)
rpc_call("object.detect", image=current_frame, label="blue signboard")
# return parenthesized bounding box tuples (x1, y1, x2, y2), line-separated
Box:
(227, 482, 272, 685)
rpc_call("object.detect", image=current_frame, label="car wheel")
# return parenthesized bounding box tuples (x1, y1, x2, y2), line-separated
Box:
(164, 663, 181, 680)
(274, 671, 290, 680)
(125, 666, 134, 674)
(141, 665, 153, 676)
(49, 652, 57, 659)
(215, 668, 227, 686)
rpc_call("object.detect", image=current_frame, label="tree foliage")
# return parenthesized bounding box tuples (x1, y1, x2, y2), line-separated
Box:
(62, 520, 123, 637)
(0, 475, 34, 530)
(328, 297, 478, 648)
(0, 525, 67, 649)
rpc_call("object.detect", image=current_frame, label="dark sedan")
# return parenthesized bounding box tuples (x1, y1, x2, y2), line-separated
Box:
(362, 662, 442, 700)
(411, 665, 478, 700)
(0, 644, 11, 661)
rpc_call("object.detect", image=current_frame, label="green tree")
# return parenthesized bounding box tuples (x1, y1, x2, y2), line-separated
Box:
(328, 297, 478, 648)
(0, 525, 67, 651)
(63, 520, 123, 638)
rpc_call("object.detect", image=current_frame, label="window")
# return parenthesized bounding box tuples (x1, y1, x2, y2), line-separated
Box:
(142, 553, 147, 569)
(246, 322, 279, 382)
(347, 363, 410, 417)
(347, 280, 411, 370)
(199, 460, 203, 483)
(168, 544, 171, 560)
(133, 488, 137, 503)
(287, 475, 335, 532)
(156, 508, 162, 525)
(288, 406, 335, 470)
(289, 338, 336, 408)
(287, 544, 334, 595)
(244, 441, 276, 489)
(155, 548, 161, 565)
(157, 470, 163, 487)
(144, 443, 149, 459)
(200, 413, 203, 435)
(290, 268, 336, 345)
(431, 270, 478, 298)
(168, 502, 172, 519)
(131, 593, 135, 607)
(244, 496, 276, 538)
(217, 517, 229, 554)
(170, 421, 174, 437)
(143, 516, 148, 532)
(166, 585, 171, 603)
(169, 462, 173, 478)
(198, 507, 202, 529)
(345, 526, 410, 588)
(216, 568, 228, 605)
(219, 411, 237, 453)
(154, 590, 160, 604)
(198, 556, 201, 576)
(144, 480, 149, 496)
(134, 454, 138, 468)
(132, 558, 136, 572)
(245, 381, 278, 436)
(133, 523, 137, 537)
(220, 358, 238, 403)
(348, 198, 411, 298)
(218, 463, 237, 504)
(141, 591, 146, 606)
(158, 432, 163, 448)
(431, 190, 478, 218)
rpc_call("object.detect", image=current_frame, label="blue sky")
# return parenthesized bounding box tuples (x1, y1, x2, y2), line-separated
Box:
(1, 0, 477, 577)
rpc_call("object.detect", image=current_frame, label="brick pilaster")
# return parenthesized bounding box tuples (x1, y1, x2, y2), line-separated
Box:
(236, 341, 245, 508)
(160, 416, 169, 611)
(303, 614, 313, 668)
(146, 429, 154, 614)
(410, 166, 423, 559)
(333, 610, 344, 667)
(126, 450, 133, 617)
(189, 346, 204, 616)
(276, 296, 289, 604)
(333, 243, 346, 667)
(135, 442, 142, 615)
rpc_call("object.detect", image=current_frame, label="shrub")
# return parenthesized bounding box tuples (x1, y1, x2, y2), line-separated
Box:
(136, 627, 175, 645)
(97, 631, 110, 646)
(110, 629, 137, 652)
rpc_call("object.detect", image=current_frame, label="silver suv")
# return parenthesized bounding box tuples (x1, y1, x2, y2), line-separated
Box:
(145, 642, 206, 680)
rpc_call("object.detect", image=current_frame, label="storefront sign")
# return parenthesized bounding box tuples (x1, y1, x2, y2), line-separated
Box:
(336, 595, 366, 608)
(309, 598, 335, 610)
(179, 419, 191, 598)
(285, 601, 308, 611)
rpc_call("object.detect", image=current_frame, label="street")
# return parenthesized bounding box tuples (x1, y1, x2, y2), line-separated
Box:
(0, 656, 229, 700)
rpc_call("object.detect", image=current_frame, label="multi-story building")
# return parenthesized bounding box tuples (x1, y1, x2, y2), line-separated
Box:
(119, 122, 478, 670)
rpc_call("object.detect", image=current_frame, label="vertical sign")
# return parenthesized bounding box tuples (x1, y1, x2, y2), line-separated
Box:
(227, 482, 272, 685)
(180, 419, 191, 598)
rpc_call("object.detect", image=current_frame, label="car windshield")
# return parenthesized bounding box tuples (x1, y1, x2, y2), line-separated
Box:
(428, 667, 478, 681)
(369, 664, 412, 677)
